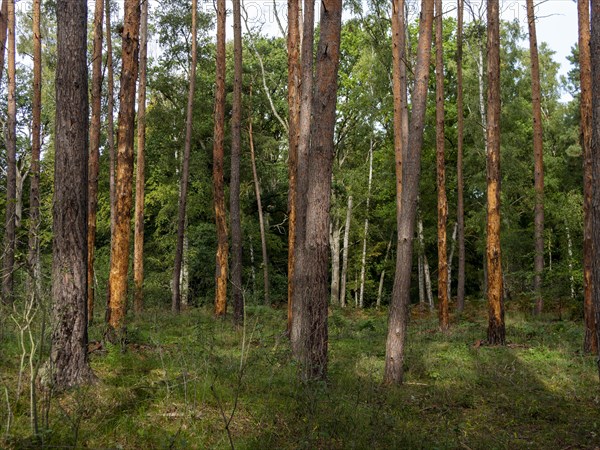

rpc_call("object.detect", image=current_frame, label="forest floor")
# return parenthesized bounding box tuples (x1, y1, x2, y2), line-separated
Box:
(1, 299, 599, 449)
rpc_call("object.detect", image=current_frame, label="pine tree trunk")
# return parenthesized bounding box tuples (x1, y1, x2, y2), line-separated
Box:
(2, 0, 16, 304)
(486, 0, 505, 345)
(359, 141, 374, 309)
(107, 0, 140, 342)
(51, 0, 94, 388)
(435, 0, 449, 331)
(213, 0, 228, 317)
(230, 0, 243, 324)
(579, 0, 596, 354)
(384, 0, 434, 385)
(28, 0, 42, 305)
(87, 0, 104, 323)
(106, 0, 116, 238)
(447, 222, 458, 302)
(172, 0, 197, 313)
(456, 0, 466, 312)
(0, 0, 8, 86)
(340, 195, 352, 308)
(527, 0, 545, 315)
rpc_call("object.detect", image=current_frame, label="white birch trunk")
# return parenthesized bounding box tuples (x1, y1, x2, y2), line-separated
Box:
(340, 195, 353, 308)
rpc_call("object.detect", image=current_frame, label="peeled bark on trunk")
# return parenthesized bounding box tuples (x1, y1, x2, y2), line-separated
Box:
(486, 0, 505, 345)
(107, 0, 140, 342)
(579, 0, 596, 354)
(527, 0, 545, 315)
(87, 0, 104, 323)
(51, 0, 94, 388)
(359, 141, 374, 308)
(384, 0, 434, 385)
(287, 0, 301, 333)
(383, 0, 433, 384)
(376, 237, 393, 308)
(456, 0, 466, 312)
(172, 0, 197, 313)
(28, 0, 42, 305)
(340, 195, 352, 308)
(248, 109, 270, 306)
(330, 219, 341, 305)
(230, 0, 243, 324)
(213, 0, 228, 317)
(435, 0, 449, 331)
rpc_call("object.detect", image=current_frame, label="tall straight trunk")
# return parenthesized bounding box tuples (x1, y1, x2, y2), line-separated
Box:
(292, 0, 343, 380)
(213, 0, 228, 317)
(2, 0, 16, 304)
(133, 0, 148, 315)
(28, 0, 42, 304)
(579, 0, 596, 354)
(287, 0, 301, 333)
(106, 0, 116, 238)
(565, 221, 575, 300)
(172, 0, 197, 313)
(359, 141, 374, 308)
(418, 254, 425, 305)
(590, 1, 600, 376)
(0, 0, 7, 86)
(527, 0, 545, 315)
(435, 0, 449, 331)
(230, 0, 243, 324)
(87, 0, 104, 323)
(377, 237, 393, 308)
(340, 195, 352, 308)
(384, 0, 434, 385)
(330, 219, 341, 305)
(417, 216, 434, 309)
(456, 0, 466, 312)
(248, 114, 270, 306)
(51, 0, 94, 388)
(290, 0, 314, 350)
(107, 0, 140, 341)
(447, 222, 458, 301)
(486, 0, 505, 345)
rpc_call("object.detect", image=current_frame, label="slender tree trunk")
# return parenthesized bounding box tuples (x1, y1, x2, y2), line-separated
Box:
(564, 221, 575, 300)
(249, 234, 256, 293)
(107, 0, 140, 341)
(248, 108, 270, 306)
(579, 0, 596, 354)
(51, 0, 94, 388)
(0, 0, 7, 87)
(435, 0, 449, 331)
(418, 216, 434, 309)
(28, 0, 42, 305)
(133, 0, 148, 315)
(456, 0, 466, 312)
(359, 141, 374, 308)
(418, 253, 425, 305)
(527, 0, 545, 315)
(87, 0, 104, 323)
(106, 0, 116, 237)
(447, 222, 458, 302)
(213, 0, 228, 317)
(377, 237, 392, 308)
(486, 0, 505, 345)
(384, 0, 434, 385)
(330, 219, 341, 305)
(2, 0, 16, 304)
(172, 0, 198, 313)
(287, 0, 301, 333)
(340, 195, 352, 308)
(230, 0, 243, 324)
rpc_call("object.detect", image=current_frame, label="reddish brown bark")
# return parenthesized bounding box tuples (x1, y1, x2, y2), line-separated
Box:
(107, 0, 140, 341)
(456, 0, 465, 312)
(435, 0, 449, 331)
(213, 0, 228, 317)
(106, 0, 116, 238)
(384, 0, 434, 385)
(486, 0, 505, 345)
(87, 0, 104, 323)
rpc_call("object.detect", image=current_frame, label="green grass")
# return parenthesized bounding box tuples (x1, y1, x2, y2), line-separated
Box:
(1, 302, 599, 449)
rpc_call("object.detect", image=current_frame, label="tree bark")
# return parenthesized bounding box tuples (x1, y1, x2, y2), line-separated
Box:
(107, 0, 140, 342)
(486, 0, 505, 345)
(2, 0, 16, 304)
(456, 0, 466, 312)
(376, 237, 392, 308)
(447, 222, 458, 302)
(417, 216, 434, 309)
(340, 194, 352, 308)
(527, 0, 545, 315)
(384, 0, 434, 385)
(0, 0, 8, 86)
(359, 140, 374, 309)
(230, 0, 243, 324)
(579, 0, 596, 354)
(87, 0, 104, 323)
(330, 219, 341, 306)
(133, 0, 148, 315)
(172, 0, 197, 313)
(28, 0, 42, 305)
(106, 0, 116, 238)
(51, 0, 94, 388)
(287, 0, 301, 333)
(435, 0, 449, 331)
(213, 0, 228, 317)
